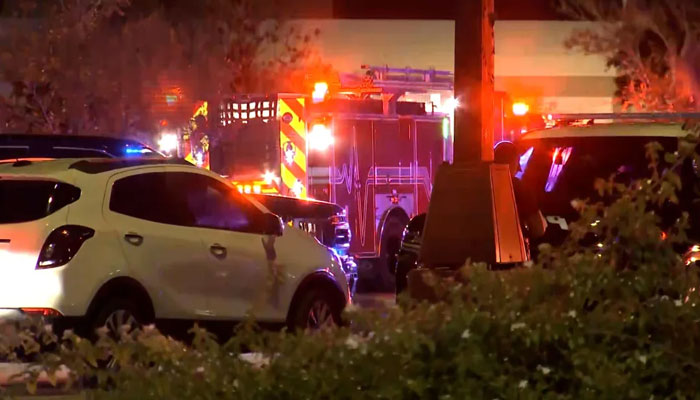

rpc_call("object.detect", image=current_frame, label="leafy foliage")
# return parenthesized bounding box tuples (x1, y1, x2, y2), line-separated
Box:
(557, 0, 700, 111)
(4, 133, 700, 399)
(0, 0, 325, 137)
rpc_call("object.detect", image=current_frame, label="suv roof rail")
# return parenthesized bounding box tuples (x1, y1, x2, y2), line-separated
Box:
(69, 158, 193, 174)
(551, 112, 700, 121)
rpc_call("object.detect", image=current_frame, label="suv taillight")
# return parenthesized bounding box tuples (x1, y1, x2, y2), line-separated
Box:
(21, 308, 62, 317)
(36, 225, 94, 269)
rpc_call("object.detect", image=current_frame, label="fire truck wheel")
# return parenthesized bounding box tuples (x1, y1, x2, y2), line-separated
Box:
(377, 216, 408, 292)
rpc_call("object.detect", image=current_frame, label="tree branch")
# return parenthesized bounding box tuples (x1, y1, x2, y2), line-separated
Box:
(30, 84, 55, 133)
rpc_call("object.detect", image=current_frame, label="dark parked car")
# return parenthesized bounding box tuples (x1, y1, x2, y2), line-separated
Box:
(0, 134, 161, 161)
(251, 194, 358, 296)
(395, 121, 700, 294)
(394, 213, 426, 295)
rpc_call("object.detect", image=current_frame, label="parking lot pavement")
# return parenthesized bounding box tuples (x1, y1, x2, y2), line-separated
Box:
(353, 292, 396, 309)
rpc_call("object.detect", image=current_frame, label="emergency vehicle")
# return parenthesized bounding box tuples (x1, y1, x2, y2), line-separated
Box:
(179, 66, 543, 291)
(207, 66, 454, 290)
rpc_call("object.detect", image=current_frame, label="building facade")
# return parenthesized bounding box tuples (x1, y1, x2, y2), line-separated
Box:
(299, 18, 617, 114)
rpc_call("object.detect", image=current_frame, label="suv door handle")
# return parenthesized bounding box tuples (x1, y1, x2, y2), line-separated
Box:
(210, 244, 227, 259)
(124, 233, 143, 246)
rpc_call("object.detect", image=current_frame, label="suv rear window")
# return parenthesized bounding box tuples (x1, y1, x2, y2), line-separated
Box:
(518, 136, 679, 217)
(0, 180, 81, 224)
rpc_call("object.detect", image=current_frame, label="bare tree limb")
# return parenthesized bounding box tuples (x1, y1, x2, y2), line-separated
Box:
(559, 0, 699, 111)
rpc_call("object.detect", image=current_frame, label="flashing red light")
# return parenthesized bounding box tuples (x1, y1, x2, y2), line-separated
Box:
(263, 171, 277, 185)
(312, 82, 329, 103)
(552, 147, 561, 164)
(512, 102, 530, 116)
(308, 123, 333, 151)
(314, 81, 328, 92)
(160, 119, 168, 127)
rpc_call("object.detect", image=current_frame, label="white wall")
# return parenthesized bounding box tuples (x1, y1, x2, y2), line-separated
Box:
(495, 21, 616, 113)
(495, 21, 614, 77)
(299, 19, 617, 113)
(300, 19, 455, 74)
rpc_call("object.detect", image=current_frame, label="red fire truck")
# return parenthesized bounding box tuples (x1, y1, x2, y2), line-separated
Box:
(203, 66, 545, 291)
(206, 67, 451, 291)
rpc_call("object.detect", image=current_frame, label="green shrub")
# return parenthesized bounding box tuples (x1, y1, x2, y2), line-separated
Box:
(4, 135, 700, 399)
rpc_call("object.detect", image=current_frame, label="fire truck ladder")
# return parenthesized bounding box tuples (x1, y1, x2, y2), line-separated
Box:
(359, 65, 454, 93)
(340, 65, 454, 115)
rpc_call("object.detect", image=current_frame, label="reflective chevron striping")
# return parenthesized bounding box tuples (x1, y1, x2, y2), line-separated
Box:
(278, 96, 307, 198)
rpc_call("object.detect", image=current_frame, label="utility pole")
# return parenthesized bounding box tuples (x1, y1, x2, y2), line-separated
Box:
(454, 0, 495, 163)
(415, 0, 525, 270)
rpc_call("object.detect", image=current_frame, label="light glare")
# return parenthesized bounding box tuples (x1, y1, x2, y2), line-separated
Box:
(512, 102, 530, 116)
(309, 124, 334, 151)
(158, 133, 179, 154)
(443, 97, 459, 112)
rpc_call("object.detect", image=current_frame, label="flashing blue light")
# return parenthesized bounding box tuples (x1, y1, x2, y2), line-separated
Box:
(545, 146, 573, 193)
(515, 146, 534, 180)
(124, 147, 152, 156)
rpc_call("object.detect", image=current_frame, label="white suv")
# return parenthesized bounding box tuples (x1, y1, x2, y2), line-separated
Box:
(0, 158, 350, 334)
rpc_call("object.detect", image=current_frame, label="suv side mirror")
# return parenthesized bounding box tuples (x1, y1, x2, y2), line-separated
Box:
(263, 213, 284, 236)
